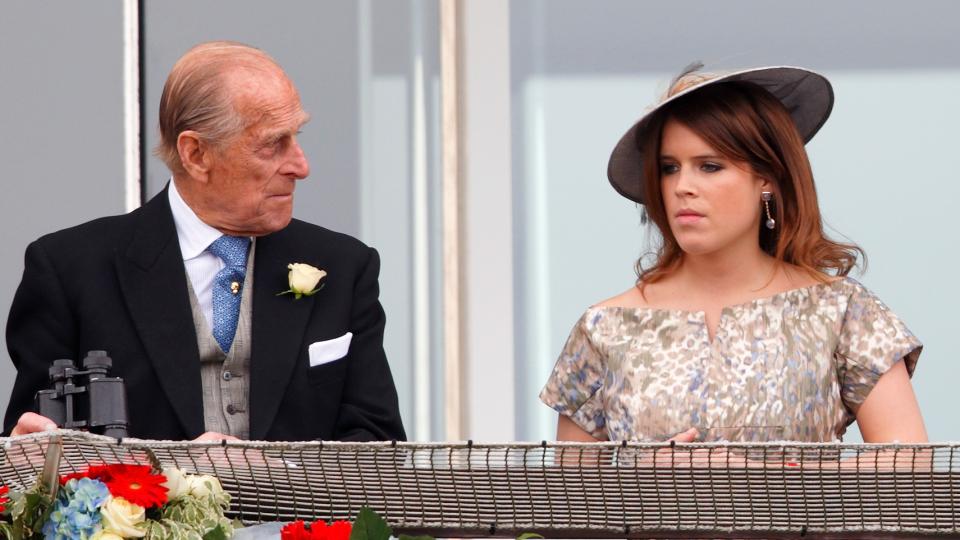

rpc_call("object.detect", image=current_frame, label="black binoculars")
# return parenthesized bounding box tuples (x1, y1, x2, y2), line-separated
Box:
(34, 350, 129, 439)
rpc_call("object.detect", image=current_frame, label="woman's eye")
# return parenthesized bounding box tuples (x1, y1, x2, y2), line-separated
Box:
(660, 163, 679, 175)
(701, 162, 723, 173)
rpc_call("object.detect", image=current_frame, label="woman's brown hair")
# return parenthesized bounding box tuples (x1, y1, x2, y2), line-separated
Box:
(636, 80, 864, 288)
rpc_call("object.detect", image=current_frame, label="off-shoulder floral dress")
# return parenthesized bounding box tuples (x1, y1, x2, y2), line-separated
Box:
(540, 278, 921, 442)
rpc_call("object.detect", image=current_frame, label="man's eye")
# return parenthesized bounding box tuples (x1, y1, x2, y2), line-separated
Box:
(701, 162, 723, 173)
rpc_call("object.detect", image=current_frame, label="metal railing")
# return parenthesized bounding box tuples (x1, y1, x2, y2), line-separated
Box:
(1, 432, 957, 538)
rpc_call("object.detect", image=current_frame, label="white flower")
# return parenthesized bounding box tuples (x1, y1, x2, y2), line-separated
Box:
(185, 474, 226, 499)
(100, 496, 146, 538)
(161, 466, 190, 500)
(285, 263, 326, 298)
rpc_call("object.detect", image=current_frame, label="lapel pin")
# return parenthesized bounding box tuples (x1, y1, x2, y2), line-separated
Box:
(230, 281, 240, 295)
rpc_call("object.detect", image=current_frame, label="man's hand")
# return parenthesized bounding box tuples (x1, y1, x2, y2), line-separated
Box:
(192, 431, 239, 442)
(11, 412, 58, 436)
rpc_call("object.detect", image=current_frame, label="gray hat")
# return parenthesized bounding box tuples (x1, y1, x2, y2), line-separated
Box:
(607, 65, 834, 204)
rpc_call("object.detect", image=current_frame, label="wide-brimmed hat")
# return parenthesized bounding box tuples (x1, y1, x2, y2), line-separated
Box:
(607, 65, 834, 204)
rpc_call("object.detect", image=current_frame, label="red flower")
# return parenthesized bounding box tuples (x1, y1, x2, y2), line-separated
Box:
(318, 520, 352, 540)
(0, 485, 9, 513)
(60, 464, 113, 485)
(104, 465, 168, 508)
(282, 520, 310, 540)
(281, 520, 353, 540)
(58, 464, 168, 508)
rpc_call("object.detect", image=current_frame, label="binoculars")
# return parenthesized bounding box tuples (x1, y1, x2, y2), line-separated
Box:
(34, 350, 129, 439)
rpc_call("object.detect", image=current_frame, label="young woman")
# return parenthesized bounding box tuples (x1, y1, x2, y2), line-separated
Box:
(540, 66, 926, 445)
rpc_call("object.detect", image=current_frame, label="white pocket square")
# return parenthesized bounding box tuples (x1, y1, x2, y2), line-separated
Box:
(308, 332, 353, 367)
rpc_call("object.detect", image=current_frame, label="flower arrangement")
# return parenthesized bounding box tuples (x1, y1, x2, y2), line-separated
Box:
(0, 464, 234, 540)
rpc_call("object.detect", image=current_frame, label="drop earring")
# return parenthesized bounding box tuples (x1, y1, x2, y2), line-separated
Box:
(761, 191, 776, 230)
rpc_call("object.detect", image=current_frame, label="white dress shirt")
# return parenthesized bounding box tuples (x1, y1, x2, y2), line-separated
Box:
(168, 180, 251, 331)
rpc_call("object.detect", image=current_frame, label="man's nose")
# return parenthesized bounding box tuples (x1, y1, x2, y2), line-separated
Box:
(285, 139, 310, 180)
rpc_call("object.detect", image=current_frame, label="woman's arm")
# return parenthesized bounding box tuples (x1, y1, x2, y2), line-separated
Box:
(555, 415, 603, 466)
(855, 359, 927, 443)
(556, 414, 604, 442)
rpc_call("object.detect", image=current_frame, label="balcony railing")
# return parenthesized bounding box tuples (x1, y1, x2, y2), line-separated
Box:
(1, 431, 957, 538)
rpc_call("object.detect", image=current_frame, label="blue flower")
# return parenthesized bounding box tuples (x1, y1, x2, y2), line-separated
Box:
(43, 478, 110, 540)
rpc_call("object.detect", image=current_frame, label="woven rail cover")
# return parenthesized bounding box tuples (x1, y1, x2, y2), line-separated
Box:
(1, 432, 958, 539)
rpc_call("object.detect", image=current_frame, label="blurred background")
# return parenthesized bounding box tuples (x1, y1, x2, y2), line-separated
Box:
(1, 0, 957, 442)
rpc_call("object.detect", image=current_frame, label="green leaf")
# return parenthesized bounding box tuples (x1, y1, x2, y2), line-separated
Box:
(142, 518, 205, 540)
(303, 283, 324, 297)
(202, 524, 228, 540)
(516, 533, 545, 540)
(398, 535, 434, 540)
(350, 507, 393, 540)
(8, 490, 54, 538)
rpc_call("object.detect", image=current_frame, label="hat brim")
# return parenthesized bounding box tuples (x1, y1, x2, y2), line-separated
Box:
(607, 66, 834, 204)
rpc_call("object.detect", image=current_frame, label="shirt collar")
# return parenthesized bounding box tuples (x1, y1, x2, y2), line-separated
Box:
(168, 178, 224, 261)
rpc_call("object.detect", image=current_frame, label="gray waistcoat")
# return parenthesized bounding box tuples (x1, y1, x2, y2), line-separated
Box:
(184, 241, 255, 439)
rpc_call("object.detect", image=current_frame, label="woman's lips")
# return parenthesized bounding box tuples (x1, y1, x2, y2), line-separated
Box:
(675, 210, 704, 224)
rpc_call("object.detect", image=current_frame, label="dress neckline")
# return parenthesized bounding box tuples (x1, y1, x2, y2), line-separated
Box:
(593, 276, 851, 317)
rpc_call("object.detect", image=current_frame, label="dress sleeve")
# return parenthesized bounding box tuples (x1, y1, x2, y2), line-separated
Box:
(539, 311, 607, 439)
(835, 283, 922, 413)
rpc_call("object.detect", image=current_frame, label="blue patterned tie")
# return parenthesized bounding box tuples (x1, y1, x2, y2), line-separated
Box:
(207, 235, 250, 352)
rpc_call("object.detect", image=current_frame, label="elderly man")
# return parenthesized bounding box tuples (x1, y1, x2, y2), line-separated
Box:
(4, 41, 406, 442)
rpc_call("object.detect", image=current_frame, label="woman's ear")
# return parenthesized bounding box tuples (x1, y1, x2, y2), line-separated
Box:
(757, 176, 775, 196)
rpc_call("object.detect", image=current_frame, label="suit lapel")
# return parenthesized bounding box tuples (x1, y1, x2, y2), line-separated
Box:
(115, 189, 204, 437)
(249, 227, 315, 440)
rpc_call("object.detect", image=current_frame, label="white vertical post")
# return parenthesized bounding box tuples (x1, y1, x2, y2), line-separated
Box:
(122, 0, 141, 211)
(459, 0, 515, 441)
(358, 0, 374, 245)
(440, 0, 464, 441)
(410, 0, 431, 442)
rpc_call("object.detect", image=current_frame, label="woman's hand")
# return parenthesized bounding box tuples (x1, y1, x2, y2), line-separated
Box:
(668, 427, 699, 443)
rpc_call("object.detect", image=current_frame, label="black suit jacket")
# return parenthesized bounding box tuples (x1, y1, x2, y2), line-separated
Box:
(3, 189, 406, 441)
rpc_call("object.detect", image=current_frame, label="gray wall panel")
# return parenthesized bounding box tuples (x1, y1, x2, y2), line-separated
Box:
(510, 0, 960, 75)
(0, 2, 126, 421)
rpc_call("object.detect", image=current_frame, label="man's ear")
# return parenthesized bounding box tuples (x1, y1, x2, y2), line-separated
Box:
(177, 131, 213, 182)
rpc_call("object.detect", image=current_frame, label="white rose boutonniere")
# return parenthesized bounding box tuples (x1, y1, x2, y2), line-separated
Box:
(278, 262, 327, 299)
